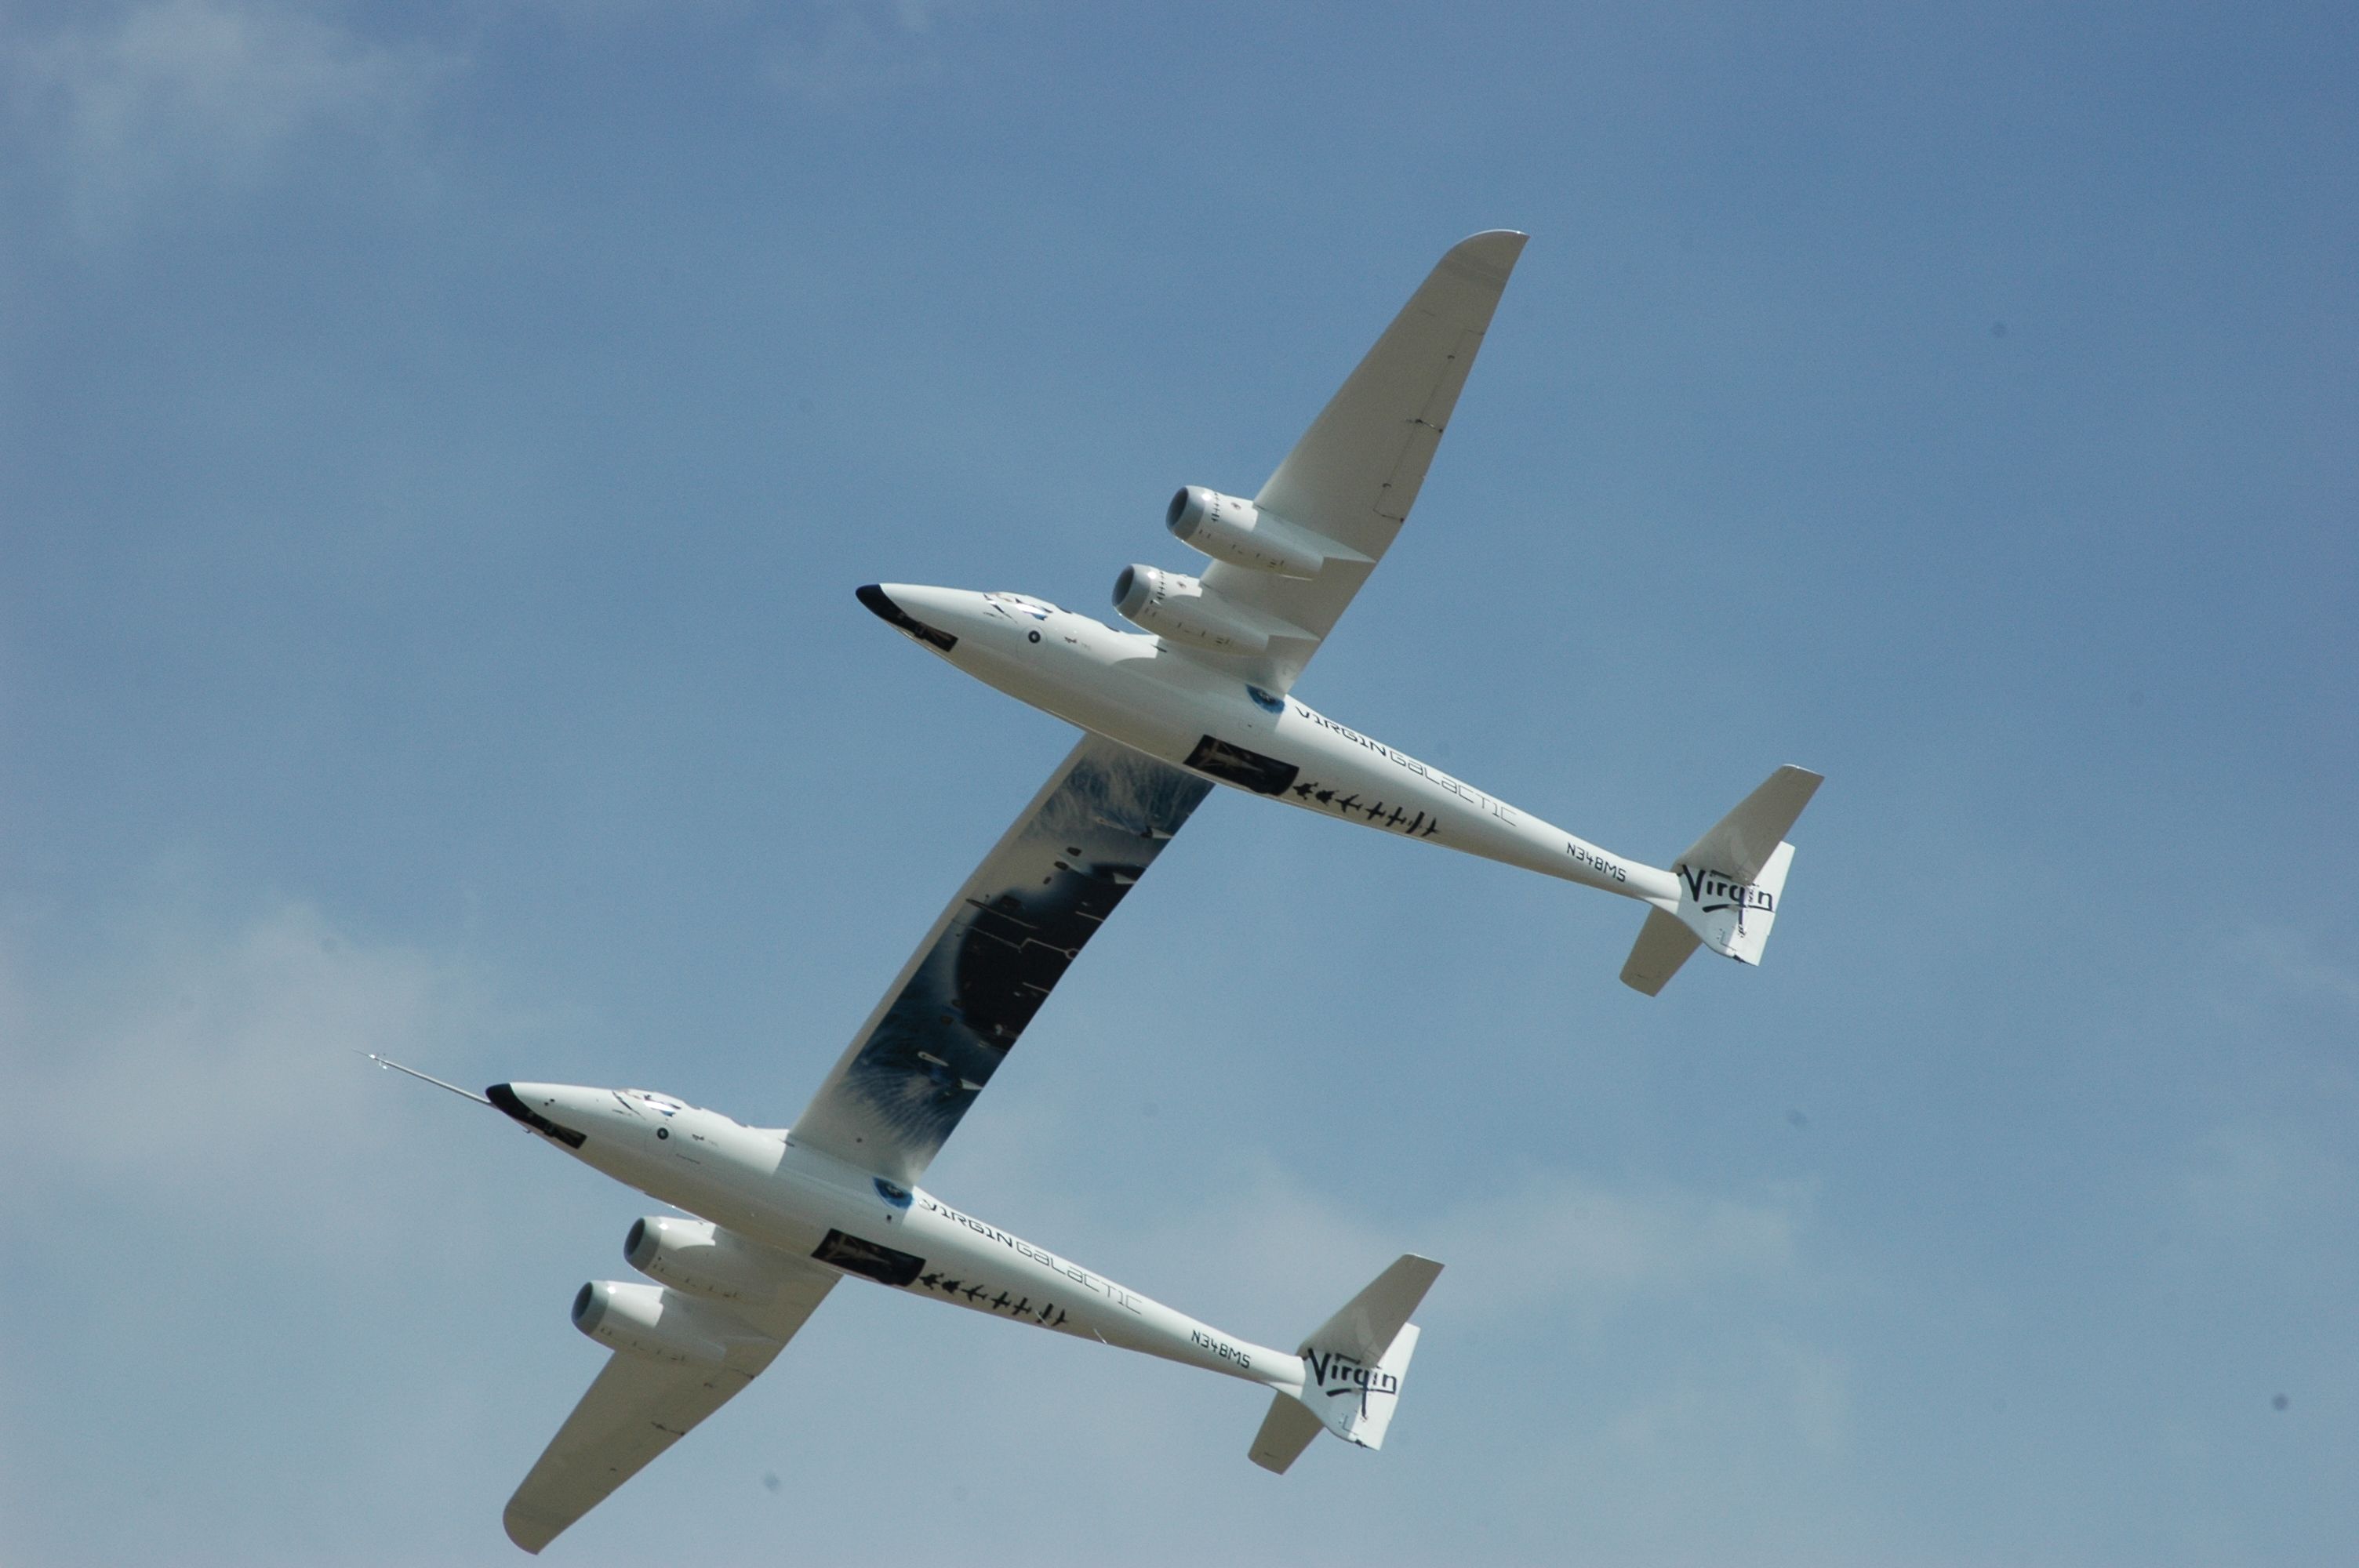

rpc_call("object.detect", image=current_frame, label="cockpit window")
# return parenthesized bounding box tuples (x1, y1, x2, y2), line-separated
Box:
(621, 1089, 685, 1116)
(983, 592, 1057, 619)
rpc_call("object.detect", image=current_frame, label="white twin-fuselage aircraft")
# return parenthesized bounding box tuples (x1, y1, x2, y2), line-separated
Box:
(399, 230, 1823, 1554)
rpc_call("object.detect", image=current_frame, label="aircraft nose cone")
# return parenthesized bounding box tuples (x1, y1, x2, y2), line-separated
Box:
(485, 1082, 588, 1149)
(856, 583, 959, 652)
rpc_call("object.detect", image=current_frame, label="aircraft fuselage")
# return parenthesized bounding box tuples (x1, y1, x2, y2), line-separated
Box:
(491, 1081, 1306, 1393)
(863, 583, 1681, 911)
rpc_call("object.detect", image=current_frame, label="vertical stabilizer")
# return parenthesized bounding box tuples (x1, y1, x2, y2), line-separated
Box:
(1619, 765, 1821, 995)
(1249, 1254, 1440, 1472)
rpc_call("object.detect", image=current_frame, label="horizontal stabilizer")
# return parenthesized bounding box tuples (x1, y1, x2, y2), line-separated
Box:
(1247, 1392, 1325, 1475)
(1619, 907, 1703, 996)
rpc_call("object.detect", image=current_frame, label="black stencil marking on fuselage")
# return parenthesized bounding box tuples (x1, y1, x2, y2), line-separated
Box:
(1184, 735, 1302, 796)
(813, 1228, 927, 1287)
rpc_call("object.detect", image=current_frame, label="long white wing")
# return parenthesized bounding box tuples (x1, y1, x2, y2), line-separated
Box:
(790, 735, 1212, 1185)
(503, 1261, 838, 1554)
(1201, 230, 1526, 693)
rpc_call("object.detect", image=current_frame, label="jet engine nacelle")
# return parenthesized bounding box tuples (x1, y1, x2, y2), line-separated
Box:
(571, 1279, 768, 1366)
(626, 1215, 802, 1305)
(1165, 486, 1360, 579)
(1113, 563, 1307, 656)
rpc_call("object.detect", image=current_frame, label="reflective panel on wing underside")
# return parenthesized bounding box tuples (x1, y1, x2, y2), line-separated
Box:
(791, 735, 1211, 1183)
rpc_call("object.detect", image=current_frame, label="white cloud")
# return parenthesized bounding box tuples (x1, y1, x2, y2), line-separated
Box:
(1504, 1334, 1874, 1565)
(1096, 1160, 1863, 1563)
(5, 0, 460, 238)
(2236, 927, 2359, 1012)
(761, 0, 983, 107)
(0, 889, 625, 1565)
(2182, 1123, 2353, 1240)
(2174, 924, 2359, 1243)
(1451, 1169, 1809, 1319)
(0, 884, 1866, 1563)
(1598, 1334, 1852, 1461)
(2208, 922, 2359, 1028)
(1090, 1153, 1816, 1340)
(0, 892, 516, 1219)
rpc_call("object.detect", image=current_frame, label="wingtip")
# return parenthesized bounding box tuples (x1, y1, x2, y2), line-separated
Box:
(1441, 230, 1528, 285)
(502, 1507, 554, 1555)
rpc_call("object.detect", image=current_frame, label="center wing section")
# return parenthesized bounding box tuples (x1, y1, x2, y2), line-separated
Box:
(790, 735, 1212, 1185)
(1199, 230, 1526, 694)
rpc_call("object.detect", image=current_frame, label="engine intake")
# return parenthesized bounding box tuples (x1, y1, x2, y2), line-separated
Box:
(626, 1215, 807, 1305)
(1165, 486, 1365, 578)
(572, 1279, 770, 1365)
(1112, 564, 1305, 656)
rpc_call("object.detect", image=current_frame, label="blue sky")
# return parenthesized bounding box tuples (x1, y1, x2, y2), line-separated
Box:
(2, 2, 2353, 1563)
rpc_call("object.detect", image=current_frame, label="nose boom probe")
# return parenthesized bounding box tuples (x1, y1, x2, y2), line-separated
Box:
(363, 1052, 493, 1106)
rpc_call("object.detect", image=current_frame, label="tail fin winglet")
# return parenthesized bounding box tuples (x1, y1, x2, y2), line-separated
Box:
(1622, 765, 1821, 995)
(1677, 764, 1821, 884)
(1249, 1254, 1439, 1472)
(1305, 1254, 1441, 1367)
